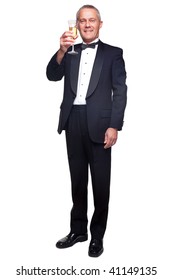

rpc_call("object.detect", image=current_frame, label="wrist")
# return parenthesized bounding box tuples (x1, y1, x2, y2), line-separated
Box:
(56, 49, 66, 64)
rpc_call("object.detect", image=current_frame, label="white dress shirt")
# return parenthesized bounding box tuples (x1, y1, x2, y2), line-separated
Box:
(73, 39, 99, 105)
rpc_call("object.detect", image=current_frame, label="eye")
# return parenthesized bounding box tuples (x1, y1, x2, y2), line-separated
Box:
(79, 19, 86, 24)
(89, 19, 96, 23)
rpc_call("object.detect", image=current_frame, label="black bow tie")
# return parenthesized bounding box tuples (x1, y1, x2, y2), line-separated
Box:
(81, 42, 99, 50)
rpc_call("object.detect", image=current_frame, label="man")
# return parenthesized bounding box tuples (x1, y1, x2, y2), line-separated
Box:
(46, 5, 127, 257)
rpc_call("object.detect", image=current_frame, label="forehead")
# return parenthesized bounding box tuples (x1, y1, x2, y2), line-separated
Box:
(78, 8, 99, 19)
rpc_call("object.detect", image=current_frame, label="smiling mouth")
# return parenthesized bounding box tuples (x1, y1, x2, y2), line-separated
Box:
(84, 30, 93, 33)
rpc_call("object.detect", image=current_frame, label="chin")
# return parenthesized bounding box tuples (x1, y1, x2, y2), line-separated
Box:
(83, 36, 94, 41)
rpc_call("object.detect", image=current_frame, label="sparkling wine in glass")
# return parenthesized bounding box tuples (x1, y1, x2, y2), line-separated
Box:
(68, 19, 78, 55)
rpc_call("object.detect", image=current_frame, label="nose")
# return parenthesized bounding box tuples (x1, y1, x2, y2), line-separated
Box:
(85, 20, 91, 27)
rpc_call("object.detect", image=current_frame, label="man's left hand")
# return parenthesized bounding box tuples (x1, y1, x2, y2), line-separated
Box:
(104, 128, 118, 149)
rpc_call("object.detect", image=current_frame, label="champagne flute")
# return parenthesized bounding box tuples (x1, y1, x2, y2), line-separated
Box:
(68, 19, 78, 55)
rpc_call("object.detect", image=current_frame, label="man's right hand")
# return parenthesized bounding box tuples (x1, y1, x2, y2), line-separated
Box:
(60, 31, 78, 52)
(56, 31, 78, 64)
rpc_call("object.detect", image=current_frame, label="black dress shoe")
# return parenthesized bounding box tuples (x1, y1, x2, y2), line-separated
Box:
(56, 233, 88, 249)
(88, 239, 103, 257)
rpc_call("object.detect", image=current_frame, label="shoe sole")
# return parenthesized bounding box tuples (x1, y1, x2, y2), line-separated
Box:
(88, 248, 104, 257)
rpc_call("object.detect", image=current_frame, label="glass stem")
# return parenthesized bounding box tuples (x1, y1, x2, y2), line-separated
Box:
(72, 44, 74, 52)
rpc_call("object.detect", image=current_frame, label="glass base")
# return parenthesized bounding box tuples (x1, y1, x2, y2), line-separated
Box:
(68, 50, 78, 55)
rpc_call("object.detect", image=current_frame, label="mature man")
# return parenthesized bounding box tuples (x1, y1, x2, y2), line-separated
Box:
(46, 5, 127, 257)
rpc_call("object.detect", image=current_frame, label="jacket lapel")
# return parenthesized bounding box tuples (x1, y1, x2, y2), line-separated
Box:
(70, 46, 81, 95)
(86, 42, 104, 98)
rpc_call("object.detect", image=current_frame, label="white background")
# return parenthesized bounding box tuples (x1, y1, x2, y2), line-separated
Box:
(0, 0, 172, 279)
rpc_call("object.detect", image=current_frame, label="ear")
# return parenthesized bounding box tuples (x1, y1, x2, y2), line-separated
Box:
(76, 21, 79, 30)
(99, 21, 103, 29)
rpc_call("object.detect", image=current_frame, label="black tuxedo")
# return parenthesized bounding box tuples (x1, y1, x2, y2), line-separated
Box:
(47, 40, 127, 142)
(47, 40, 127, 239)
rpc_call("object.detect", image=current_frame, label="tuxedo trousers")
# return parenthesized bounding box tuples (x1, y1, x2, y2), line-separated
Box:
(65, 105, 111, 239)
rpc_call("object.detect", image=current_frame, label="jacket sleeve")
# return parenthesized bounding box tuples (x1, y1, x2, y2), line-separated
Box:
(110, 49, 127, 130)
(46, 52, 65, 81)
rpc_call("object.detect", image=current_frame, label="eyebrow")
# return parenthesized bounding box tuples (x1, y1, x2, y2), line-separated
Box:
(78, 18, 97, 21)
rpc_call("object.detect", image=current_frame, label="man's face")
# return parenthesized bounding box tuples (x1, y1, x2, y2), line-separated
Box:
(77, 8, 103, 44)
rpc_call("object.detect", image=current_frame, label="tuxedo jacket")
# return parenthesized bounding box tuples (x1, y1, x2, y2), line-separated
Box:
(46, 40, 127, 143)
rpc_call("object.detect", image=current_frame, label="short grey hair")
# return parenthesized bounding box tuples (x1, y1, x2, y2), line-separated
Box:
(76, 5, 101, 21)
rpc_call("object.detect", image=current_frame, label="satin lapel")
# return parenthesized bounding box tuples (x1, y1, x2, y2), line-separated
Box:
(70, 46, 82, 95)
(86, 43, 104, 98)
